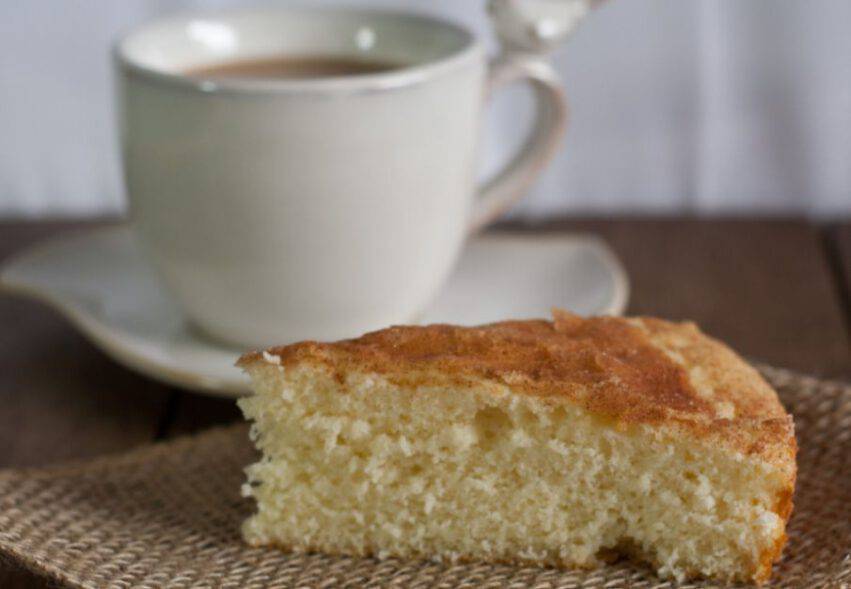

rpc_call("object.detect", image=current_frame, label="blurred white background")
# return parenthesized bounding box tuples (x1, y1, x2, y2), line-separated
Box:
(1, 0, 849, 218)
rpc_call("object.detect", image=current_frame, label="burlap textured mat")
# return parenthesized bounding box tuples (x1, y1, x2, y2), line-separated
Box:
(1, 365, 849, 588)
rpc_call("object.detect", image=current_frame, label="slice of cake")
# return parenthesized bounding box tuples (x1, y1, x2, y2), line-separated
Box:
(237, 311, 796, 584)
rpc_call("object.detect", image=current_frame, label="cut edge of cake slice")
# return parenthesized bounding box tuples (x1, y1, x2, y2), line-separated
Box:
(237, 311, 796, 584)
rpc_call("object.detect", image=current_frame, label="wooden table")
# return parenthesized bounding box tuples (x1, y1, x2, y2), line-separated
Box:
(2, 217, 850, 588)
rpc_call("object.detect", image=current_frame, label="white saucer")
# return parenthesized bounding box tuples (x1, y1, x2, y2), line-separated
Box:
(0, 226, 628, 397)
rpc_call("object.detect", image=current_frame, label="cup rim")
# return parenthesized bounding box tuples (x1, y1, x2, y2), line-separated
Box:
(114, 6, 483, 95)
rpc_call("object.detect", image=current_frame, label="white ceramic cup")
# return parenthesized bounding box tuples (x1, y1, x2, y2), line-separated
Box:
(116, 7, 567, 348)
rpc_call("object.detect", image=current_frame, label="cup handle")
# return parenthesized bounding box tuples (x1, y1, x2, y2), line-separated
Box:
(469, 55, 568, 233)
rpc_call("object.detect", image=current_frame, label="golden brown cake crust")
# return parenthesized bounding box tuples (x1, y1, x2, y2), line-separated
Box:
(239, 310, 797, 584)
(239, 310, 795, 466)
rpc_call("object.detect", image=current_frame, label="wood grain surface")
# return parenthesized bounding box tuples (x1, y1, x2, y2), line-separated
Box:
(524, 218, 851, 377)
(1, 217, 849, 588)
(831, 223, 851, 340)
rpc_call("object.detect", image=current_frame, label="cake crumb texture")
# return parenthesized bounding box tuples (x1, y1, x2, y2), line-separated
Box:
(238, 311, 796, 584)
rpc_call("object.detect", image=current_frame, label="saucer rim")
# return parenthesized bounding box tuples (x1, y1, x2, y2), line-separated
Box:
(0, 225, 629, 398)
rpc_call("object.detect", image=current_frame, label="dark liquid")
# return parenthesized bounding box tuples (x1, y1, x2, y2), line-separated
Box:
(185, 56, 404, 80)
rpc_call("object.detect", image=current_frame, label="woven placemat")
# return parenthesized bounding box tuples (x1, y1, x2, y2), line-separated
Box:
(1, 365, 849, 589)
